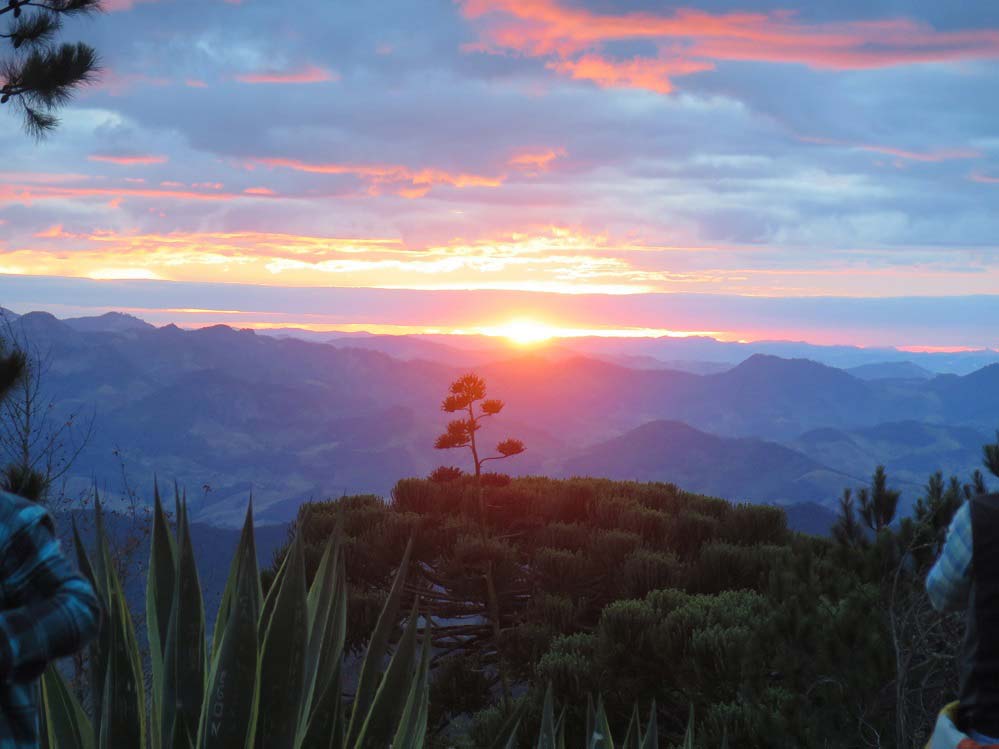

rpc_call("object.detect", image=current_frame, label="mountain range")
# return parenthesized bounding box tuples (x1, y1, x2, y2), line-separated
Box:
(1, 309, 995, 527)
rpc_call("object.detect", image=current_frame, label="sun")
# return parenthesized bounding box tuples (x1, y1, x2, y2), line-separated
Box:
(488, 319, 558, 345)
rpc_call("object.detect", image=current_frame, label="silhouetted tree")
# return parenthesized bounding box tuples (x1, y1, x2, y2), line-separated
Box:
(984, 431, 999, 480)
(0, 325, 92, 502)
(832, 488, 865, 547)
(857, 465, 901, 533)
(1, 0, 101, 136)
(433, 373, 524, 709)
(0, 349, 25, 401)
(434, 373, 525, 482)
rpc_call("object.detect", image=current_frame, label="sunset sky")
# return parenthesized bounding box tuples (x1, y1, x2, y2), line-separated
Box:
(2, 0, 998, 348)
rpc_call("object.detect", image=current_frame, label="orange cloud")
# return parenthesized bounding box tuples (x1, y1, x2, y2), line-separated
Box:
(459, 1, 999, 93)
(252, 157, 504, 195)
(6, 226, 999, 298)
(509, 148, 566, 172)
(235, 65, 339, 84)
(33, 224, 73, 239)
(89, 154, 169, 166)
(243, 187, 276, 195)
(547, 55, 712, 94)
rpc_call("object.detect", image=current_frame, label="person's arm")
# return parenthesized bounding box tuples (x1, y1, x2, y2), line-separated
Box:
(0, 506, 100, 682)
(926, 501, 974, 612)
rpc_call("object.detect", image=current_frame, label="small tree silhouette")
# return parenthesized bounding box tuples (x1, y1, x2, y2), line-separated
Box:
(984, 431, 999, 481)
(434, 373, 524, 481)
(432, 373, 524, 709)
(857, 465, 901, 533)
(1, 0, 102, 136)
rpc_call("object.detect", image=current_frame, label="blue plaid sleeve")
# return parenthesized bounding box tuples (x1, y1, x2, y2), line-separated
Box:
(0, 504, 100, 681)
(926, 501, 973, 613)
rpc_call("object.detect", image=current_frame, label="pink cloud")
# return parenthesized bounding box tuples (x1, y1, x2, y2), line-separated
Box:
(0, 181, 274, 205)
(235, 65, 339, 84)
(252, 157, 504, 195)
(458, 1, 999, 94)
(801, 136, 982, 163)
(244, 187, 276, 195)
(185, 79, 209, 88)
(970, 172, 999, 184)
(547, 55, 712, 94)
(88, 70, 171, 96)
(102, 0, 158, 11)
(89, 154, 168, 166)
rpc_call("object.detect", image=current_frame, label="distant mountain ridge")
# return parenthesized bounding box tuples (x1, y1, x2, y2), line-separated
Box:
(846, 361, 934, 381)
(559, 420, 860, 506)
(1, 310, 996, 525)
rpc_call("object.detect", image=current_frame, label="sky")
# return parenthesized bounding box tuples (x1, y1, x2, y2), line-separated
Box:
(1, 0, 998, 348)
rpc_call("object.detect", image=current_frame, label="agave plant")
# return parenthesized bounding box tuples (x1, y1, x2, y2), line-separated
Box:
(40, 486, 430, 749)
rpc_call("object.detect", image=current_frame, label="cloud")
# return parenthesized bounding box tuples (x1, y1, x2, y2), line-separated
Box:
(88, 70, 172, 96)
(252, 157, 504, 195)
(459, 0, 999, 94)
(800, 136, 981, 163)
(547, 55, 713, 94)
(0, 180, 271, 205)
(235, 65, 339, 84)
(89, 154, 169, 165)
(509, 148, 565, 173)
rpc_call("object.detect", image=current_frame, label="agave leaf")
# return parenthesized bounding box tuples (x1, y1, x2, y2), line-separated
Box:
(555, 707, 566, 749)
(72, 517, 107, 742)
(255, 531, 309, 749)
(258, 541, 290, 645)
(319, 557, 348, 680)
(681, 705, 695, 749)
(98, 563, 145, 749)
(213, 499, 260, 658)
(163, 497, 207, 747)
(639, 700, 658, 749)
(621, 705, 640, 749)
(299, 660, 343, 749)
(147, 481, 177, 747)
(536, 683, 556, 749)
(300, 529, 340, 728)
(197, 506, 261, 749)
(391, 625, 432, 749)
(345, 538, 413, 746)
(171, 714, 195, 749)
(720, 723, 729, 749)
(41, 666, 93, 749)
(488, 700, 527, 749)
(589, 696, 614, 749)
(585, 694, 595, 749)
(352, 601, 422, 748)
(92, 491, 110, 594)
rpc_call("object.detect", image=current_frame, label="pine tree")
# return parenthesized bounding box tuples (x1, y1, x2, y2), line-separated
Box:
(984, 431, 999, 481)
(832, 488, 865, 547)
(1, 0, 101, 136)
(857, 465, 901, 533)
(0, 350, 25, 401)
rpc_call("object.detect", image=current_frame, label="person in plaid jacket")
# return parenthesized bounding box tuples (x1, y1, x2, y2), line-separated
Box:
(0, 489, 100, 747)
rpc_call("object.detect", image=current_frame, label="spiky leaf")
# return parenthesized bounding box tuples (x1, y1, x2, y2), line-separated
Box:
(255, 533, 308, 749)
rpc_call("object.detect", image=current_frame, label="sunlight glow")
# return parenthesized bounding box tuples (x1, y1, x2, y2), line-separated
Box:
(484, 319, 559, 345)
